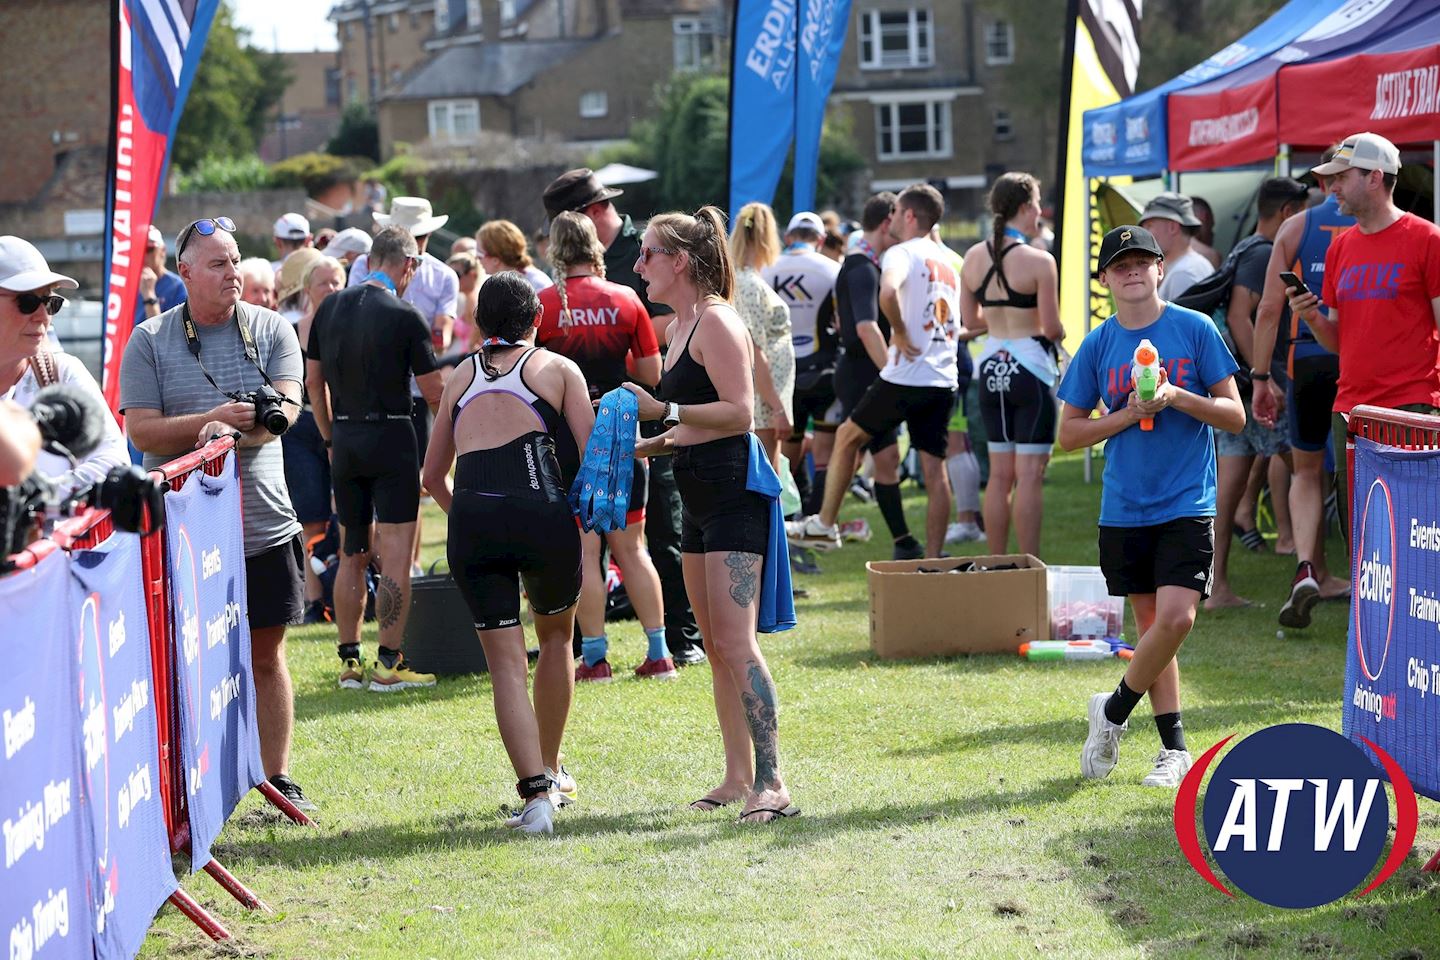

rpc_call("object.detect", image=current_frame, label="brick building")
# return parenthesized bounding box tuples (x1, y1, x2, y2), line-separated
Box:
(260, 51, 346, 163)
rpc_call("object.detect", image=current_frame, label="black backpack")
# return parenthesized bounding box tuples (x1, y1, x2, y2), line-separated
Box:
(1172, 234, 1272, 398)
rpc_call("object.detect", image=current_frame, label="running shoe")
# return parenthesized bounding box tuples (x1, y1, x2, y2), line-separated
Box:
(1140, 749, 1193, 788)
(849, 476, 875, 503)
(338, 657, 365, 690)
(575, 659, 613, 683)
(546, 765, 578, 807)
(839, 518, 872, 542)
(503, 796, 555, 834)
(1278, 560, 1320, 630)
(1080, 691, 1127, 779)
(267, 774, 318, 812)
(634, 656, 678, 680)
(892, 539, 925, 561)
(945, 521, 984, 544)
(368, 654, 437, 692)
(785, 515, 841, 550)
(302, 599, 329, 624)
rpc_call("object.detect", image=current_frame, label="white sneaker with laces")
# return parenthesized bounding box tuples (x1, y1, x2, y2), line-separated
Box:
(945, 521, 984, 544)
(786, 516, 841, 550)
(1141, 748, 1193, 788)
(546, 765, 577, 807)
(504, 796, 555, 834)
(1080, 691, 1127, 779)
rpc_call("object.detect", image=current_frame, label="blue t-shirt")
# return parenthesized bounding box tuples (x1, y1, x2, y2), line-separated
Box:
(1057, 303, 1238, 527)
(132, 271, 187, 328)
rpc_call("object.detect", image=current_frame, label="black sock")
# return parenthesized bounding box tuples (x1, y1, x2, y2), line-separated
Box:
(377, 645, 401, 669)
(1104, 677, 1143, 726)
(1154, 712, 1186, 751)
(339, 643, 360, 663)
(793, 466, 812, 512)
(806, 468, 828, 516)
(874, 481, 910, 540)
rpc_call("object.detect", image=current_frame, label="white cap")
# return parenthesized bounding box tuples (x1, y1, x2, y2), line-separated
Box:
(0, 236, 78, 292)
(146, 224, 165, 248)
(328, 227, 373, 256)
(273, 212, 311, 239)
(786, 212, 825, 236)
(1312, 132, 1402, 176)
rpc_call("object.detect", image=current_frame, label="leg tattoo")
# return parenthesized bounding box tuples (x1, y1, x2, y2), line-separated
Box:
(739, 662, 779, 788)
(725, 552, 759, 608)
(377, 574, 402, 630)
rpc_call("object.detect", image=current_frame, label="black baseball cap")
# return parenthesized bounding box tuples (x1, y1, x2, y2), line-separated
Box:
(1094, 225, 1164, 276)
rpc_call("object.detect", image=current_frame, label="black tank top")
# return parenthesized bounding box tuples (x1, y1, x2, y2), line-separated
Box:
(974, 242, 1038, 309)
(657, 313, 720, 405)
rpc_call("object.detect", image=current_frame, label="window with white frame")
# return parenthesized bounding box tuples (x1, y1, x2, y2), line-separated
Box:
(859, 9, 933, 70)
(466, 0, 481, 28)
(434, 0, 449, 32)
(985, 21, 1014, 64)
(875, 97, 952, 160)
(500, 0, 515, 23)
(992, 108, 1014, 141)
(579, 91, 608, 118)
(428, 99, 480, 139)
(674, 17, 718, 72)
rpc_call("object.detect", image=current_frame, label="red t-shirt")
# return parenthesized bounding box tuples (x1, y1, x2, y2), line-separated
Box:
(1325, 212, 1440, 413)
(537, 276, 659, 399)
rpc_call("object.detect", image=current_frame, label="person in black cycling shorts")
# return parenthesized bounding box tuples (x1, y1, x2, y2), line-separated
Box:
(307, 226, 445, 693)
(424, 272, 595, 835)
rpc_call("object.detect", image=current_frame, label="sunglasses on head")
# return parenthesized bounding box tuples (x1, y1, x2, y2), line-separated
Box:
(638, 246, 675, 265)
(177, 216, 237, 260)
(4, 292, 65, 317)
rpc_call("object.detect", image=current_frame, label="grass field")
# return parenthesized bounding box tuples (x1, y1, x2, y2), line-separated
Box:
(140, 451, 1440, 959)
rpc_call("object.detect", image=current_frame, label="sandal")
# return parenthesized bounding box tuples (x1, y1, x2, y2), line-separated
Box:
(688, 796, 734, 812)
(1233, 524, 1266, 552)
(738, 804, 802, 823)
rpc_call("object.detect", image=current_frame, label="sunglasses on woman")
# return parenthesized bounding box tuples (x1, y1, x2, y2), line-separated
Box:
(176, 216, 237, 260)
(637, 246, 675, 265)
(3, 292, 65, 316)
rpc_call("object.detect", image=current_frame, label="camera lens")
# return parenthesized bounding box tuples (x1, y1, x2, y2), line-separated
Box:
(260, 403, 289, 435)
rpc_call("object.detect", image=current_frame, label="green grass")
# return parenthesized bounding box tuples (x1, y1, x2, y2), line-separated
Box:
(140, 452, 1440, 959)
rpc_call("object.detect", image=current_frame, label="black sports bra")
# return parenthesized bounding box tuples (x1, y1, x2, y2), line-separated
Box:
(657, 313, 720, 405)
(974, 241, 1038, 310)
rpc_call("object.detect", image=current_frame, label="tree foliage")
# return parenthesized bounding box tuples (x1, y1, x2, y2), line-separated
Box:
(327, 102, 380, 163)
(1136, 0, 1290, 92)
(171, 2, 292, 171)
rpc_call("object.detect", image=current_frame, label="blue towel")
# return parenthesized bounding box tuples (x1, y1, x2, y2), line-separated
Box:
(745, 434, 796, 633)
(570, 387, 638, 532)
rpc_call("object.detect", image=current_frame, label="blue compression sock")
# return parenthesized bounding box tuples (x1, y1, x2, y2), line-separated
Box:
(581, 635, 608, 667)
(645, 627, 668, 662)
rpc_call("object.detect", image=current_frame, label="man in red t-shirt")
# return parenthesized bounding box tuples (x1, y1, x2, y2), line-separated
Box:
(1286, 131, 1440, 622)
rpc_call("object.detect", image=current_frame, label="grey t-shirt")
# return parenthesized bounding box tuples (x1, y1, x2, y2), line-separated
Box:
(119, 303, 303, 557)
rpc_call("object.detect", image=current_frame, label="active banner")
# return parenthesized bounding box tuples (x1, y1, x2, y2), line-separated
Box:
(1345, 436, 1440, 801)
(1, 551, 95, 960)
(165, 457, 264, 870)
(68, 534, 176, 959)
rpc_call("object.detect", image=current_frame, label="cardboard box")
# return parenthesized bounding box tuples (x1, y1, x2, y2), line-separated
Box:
(867, 554, 1049, 659)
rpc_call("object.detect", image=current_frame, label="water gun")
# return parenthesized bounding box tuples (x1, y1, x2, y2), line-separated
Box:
(1132, 338, 1160, 431)
(1019, 637, 1134, 661)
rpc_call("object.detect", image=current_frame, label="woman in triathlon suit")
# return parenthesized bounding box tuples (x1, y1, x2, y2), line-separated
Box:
(537, 212, 673, 682)
(624, 206, 798, 824)
(422, 273, 594, 835)
(961, 172, 1065, 557)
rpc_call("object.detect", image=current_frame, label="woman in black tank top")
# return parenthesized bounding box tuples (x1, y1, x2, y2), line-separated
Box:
(623, 206, 799, 823)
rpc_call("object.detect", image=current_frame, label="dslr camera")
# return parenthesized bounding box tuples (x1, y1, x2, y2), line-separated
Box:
(237, 385, 290, 436)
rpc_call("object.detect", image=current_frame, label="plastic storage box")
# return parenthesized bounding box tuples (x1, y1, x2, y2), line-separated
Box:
(1046, 565, 1124, 641)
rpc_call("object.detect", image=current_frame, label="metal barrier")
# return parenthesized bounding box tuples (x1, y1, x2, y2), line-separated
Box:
(1348, 404, 1440, 874)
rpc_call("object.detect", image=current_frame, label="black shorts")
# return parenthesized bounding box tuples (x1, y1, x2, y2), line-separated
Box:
(245, 534, 305, 630)
(448, 491, 582, 630)
(331, 419, 420, 553)
(788, 359, 841, 440)
(834, 351, 898, 453)
(673, 435, 770, 555)
(1098, 517, 1214, 600)
(978, 351, 1057, 454)
(848, 378, 956, 459)
(625, 457, 649, 524)
(1287, 352, 1339, 453)
(411, 396, 432, 462)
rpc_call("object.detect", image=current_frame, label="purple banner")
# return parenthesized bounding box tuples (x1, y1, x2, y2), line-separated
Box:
(165, 457, 264, 870)
(68, 533, 176, 958)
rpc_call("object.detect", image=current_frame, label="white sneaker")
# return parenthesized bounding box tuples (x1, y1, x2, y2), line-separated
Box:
(849, 476, 875, 503)
(785, 515, 841, 550)
(945, 521, 984, 544)
(1141, 749, 1193, 788)
(504, 796, 555, 834)
(1080, 692, 1127, 779)
(546, 765, 577, 808)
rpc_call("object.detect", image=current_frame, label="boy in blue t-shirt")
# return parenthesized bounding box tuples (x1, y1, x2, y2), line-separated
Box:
(1056, 225, 1245, 788)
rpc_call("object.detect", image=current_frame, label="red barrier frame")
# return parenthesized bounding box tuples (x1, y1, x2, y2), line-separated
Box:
(1347, 405, 1440, 873)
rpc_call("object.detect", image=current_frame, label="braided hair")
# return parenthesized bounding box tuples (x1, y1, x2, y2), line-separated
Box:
(547, 211, 607, 329)
(474, 272, 540, 381)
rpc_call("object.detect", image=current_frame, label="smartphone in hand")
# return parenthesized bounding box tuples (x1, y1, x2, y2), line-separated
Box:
(1279, 271, 1310, 296)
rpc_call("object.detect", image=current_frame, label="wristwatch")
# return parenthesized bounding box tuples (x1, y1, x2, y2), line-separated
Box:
(663, 402, 681, 427)
(143, 297, 159, 306)
(1250, 371, 1271, 382)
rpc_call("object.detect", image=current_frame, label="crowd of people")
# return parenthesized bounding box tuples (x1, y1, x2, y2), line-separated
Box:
(3, 127, 1437, 827)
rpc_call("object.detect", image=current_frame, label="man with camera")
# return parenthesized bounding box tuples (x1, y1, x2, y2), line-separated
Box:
(119, 217, 315, 813)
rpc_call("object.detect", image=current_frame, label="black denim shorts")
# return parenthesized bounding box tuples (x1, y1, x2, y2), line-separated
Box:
(672, 435, 770, 555)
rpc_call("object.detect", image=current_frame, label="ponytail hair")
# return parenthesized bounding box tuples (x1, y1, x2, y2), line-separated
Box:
(474, 272, 540, 381)
(648, 204, 734, 301)
(987, 172, 1039, 254)
(728, 202, 781, 270)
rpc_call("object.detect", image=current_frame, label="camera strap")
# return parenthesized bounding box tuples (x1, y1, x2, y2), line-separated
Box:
(181, 302, 287, 402)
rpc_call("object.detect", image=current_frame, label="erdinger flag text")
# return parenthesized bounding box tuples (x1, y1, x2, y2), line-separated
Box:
(792, 0, 852, 215)
(728, 0, 799, 216)
(100, 0, 221, 414)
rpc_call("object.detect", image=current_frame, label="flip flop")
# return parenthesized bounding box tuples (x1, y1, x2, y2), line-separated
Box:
(738, 804, 802, 823)
(688, 796, 733, 812)
(1233, 525, 1266, 552)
